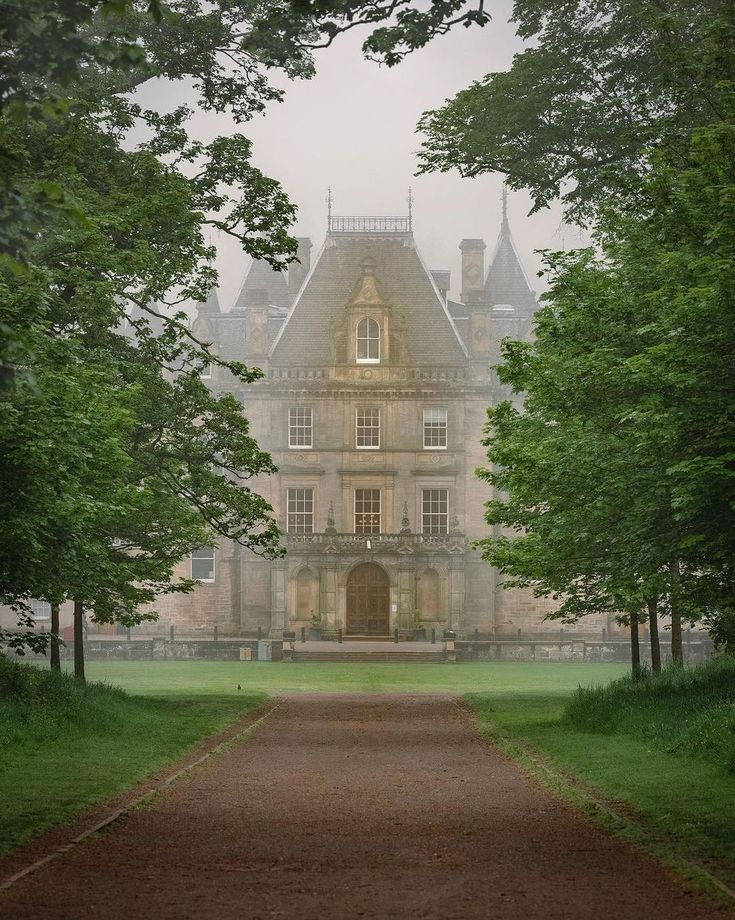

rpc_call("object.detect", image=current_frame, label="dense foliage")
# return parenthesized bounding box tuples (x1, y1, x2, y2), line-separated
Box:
(0, 2, 304, 662)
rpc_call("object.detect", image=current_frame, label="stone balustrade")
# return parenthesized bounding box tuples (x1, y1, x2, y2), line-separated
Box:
(283, 532, 467, 553)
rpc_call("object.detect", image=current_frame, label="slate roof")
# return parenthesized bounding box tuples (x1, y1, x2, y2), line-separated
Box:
(484, 213, 538, 313)
(270, 234, 467, 367)
(447, 299, 469, 350)
(234, 259, 291, 310)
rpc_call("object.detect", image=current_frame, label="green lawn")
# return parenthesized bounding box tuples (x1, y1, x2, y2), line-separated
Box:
(10, 655, 734, 896)
(61, 659, 628, 696)
(467, 661, 735, 890)
(0, 658, 265, 853)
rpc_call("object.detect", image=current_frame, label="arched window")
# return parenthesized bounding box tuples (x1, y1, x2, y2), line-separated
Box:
(356, 317, 380, 363)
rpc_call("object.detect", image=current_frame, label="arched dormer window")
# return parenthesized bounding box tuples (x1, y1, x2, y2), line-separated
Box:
(356, 317, 380, 363)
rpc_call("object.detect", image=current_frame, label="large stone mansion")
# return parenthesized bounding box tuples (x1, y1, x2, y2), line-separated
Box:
(160, 204, 604, 639)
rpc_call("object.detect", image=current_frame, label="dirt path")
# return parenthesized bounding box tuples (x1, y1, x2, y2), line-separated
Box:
(1, 694, 729, 919)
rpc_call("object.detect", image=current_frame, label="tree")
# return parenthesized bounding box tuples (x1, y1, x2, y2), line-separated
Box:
(417, 0, 735, 221)
(1, 2, 305, 662)
(478, 123, 735, 670)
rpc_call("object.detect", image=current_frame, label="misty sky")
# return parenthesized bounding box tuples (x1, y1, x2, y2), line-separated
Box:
(153, 1, 583, 307)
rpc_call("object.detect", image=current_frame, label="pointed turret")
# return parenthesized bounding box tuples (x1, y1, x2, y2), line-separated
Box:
(234, 258, 291, 311)
(192, 286, 221, 344)
(484, 186, 537, 313)
(196, 286, 221, 315)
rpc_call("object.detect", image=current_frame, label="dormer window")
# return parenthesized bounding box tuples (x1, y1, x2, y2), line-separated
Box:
(356, 317, 380, 363)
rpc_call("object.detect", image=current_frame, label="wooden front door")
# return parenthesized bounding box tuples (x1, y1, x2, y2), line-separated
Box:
(346, 563, 390, 636)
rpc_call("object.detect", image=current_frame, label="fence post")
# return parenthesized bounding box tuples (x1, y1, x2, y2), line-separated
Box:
(431, 627, 436, 645)
(338, 627, 343, 644)
(213, 624, 218, 641)
(126, 627, 131, 642)
(394, 627, 399, 644)
(257, 625, 262, 641)
(169, 624, 175, 642)
(301, 626, 306, 643)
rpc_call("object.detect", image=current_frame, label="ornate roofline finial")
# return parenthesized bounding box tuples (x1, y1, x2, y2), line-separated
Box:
(407, 187, 414, 231)
(400, 502, 411, 535)
(326, 186, 333, 231)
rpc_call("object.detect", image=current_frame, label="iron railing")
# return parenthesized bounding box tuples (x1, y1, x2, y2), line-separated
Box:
(328, 215, 412, 233)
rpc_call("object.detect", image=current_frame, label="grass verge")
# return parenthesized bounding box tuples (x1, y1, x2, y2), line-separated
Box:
(467, 657, 735, 893)
(0, 656, 265, 853)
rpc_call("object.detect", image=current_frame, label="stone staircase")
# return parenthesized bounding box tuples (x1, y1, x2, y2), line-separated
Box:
(290, 640, 446, 663)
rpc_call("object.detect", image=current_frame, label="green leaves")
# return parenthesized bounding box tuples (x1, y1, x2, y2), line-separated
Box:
(0, 0, 306, 649)
(418, 0, 735, 222)
(478, 124, 735, 641)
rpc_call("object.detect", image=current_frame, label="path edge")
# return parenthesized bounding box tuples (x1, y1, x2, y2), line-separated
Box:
(0, 697, 282, 895)
(456, 698, 735, 911)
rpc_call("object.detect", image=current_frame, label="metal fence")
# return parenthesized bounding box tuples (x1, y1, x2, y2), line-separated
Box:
(328, 215, 411, 233)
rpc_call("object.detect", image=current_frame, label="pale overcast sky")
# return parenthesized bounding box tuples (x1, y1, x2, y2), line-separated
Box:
(144, 0, 583, 307)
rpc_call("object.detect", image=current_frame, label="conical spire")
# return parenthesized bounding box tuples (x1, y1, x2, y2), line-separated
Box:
(484, 186, 537, 312)
(196, 286, 221, 315)
(235, 258, 290, 310)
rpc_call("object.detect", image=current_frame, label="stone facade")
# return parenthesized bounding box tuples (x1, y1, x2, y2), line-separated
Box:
(156, 208, 614, 640)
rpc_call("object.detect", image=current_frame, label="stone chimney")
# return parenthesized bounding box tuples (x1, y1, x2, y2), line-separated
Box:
(244, 288, 270, 364)
(288, 237, 312, 295)
(459, 239, 486, 304)
(431, 270, 451, 303)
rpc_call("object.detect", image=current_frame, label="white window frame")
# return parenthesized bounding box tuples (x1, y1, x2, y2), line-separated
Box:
(30, 599, 51, 621)
(356, 317, 380, 364)
(286, 487, 315, 534)
(423, 407, 448, 449)
(191, 546, 216, 582)
(421, 489, 449, 535)
(288, 407, 313, 449)
(354, 489, 381, 534)
(355, 407, 381, 450)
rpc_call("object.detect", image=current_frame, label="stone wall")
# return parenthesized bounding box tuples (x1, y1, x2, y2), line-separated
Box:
(456, 638, 715, 663)
(56, 638, 283, 661)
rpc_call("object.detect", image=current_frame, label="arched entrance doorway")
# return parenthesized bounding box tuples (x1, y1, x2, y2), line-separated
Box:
(346, 563, 390, 636)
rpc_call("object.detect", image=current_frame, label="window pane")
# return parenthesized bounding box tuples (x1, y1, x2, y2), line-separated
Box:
(30, 599, 51, 620)
(422, 489, 448, 534)
(423, 408, 448, 448)
(191, 546, 215, 581)
(287, 487, 314, 533)
(289, 407, 313, 448)
(355, 489, 381, 533)
(356, 318, 380, 362)
(356, 407, 380, 448)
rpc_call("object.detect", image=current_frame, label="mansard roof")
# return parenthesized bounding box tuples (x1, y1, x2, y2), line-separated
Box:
(234, 258, 291, 310)
(270, 232, 467, 367)
(484, 208, 538, 313)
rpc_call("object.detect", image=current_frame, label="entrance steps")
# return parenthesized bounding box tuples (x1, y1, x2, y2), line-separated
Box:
(290, 640, 445, 663)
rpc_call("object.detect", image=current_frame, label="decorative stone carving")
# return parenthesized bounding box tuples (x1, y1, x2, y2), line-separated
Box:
(400, 503, 411, 534)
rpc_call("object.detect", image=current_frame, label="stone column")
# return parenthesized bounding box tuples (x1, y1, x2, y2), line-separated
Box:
(270, 560, 287, 636)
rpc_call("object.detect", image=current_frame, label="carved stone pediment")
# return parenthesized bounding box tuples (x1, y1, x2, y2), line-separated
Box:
(349, 257, 386, 307)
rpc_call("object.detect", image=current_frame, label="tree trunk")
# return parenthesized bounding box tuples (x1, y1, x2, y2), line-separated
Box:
(646, 595, 661, 674)
(669, 558, 683, 666)
(630, 614, 641, 681)
(50, 601, 61, 672)
(73, 599, 85, 683)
